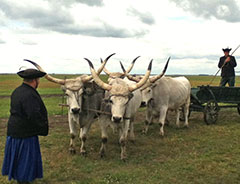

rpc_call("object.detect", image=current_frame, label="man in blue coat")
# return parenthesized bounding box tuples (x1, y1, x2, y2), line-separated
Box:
(2, 68, 49, 184)
(218, 47, 237, 87)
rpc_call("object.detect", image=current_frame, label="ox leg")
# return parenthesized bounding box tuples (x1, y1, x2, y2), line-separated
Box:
(143, 109, 153, 134)
(159, 107, 168, 136)
(69, 118, 78, 154)
(99, 118, 108, 158)
(79, 122, 92, 155)
(175, 109, 180, 128)
(183, 98, 190, 127)
(165, 111, 170, 126)
(120, 120, 130, 161)
(129, 120, 135, 143)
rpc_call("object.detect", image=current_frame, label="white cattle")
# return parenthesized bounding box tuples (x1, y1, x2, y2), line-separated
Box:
(124, 57, 191, 136)
(141, 76, 191, 136)
(24, 54, 114, 154)
(100, 56, 142, 141)
(85, 58, 152, 160)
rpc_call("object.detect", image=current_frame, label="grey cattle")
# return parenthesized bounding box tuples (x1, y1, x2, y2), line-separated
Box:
(85, 57, 152, 160)
(123, 57, 191, 136)
(24, 54, 114, 154)
(142, 76, 191, 136)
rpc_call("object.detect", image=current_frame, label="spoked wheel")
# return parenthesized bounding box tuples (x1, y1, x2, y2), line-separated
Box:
(204, 100, 219, 125)
(237, 104, 240, 115)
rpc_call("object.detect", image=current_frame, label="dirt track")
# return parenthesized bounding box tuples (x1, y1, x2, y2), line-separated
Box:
(0, 115, 69, 131)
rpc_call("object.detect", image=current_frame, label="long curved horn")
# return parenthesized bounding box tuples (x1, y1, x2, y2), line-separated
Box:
(125, 56, 140, 74)
(149, 57, 170, 83)
(128, 60, 152, 92)
(98, 53, 115, 74)
(120, 61, 142, 82)
(24, 59, 65, 85)
(82, 53, 115, 82)
(100, 58, 111, 76)
(119, 61, 126, 74)
(119, 56, 140, 75)
(84, 58, 112, 91)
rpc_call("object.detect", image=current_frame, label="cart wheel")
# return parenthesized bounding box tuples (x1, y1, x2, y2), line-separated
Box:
(237, 104, 240, 115)
(204, 100, 219, 125)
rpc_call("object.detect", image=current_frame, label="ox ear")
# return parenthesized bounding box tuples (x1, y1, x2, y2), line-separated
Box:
(103, 97, 112, 104)
(61, 85, 66, 92)
(152, 83, 157, 88)
(128, 93, 134, 100)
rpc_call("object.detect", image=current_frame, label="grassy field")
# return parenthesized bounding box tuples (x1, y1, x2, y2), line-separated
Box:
(0, 74, 109, 118)
(0, 74, 240, 184)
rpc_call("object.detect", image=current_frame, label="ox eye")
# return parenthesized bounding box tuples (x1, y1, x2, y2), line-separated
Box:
(109, 99, 113, 104)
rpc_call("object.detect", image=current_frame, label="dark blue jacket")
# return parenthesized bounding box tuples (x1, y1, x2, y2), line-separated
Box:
(7, 83, 48, 138)
(218, 55, 237, 77)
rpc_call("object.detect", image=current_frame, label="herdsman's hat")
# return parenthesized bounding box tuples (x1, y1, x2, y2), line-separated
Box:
(17, 68, 46, 79)
(222, 47, 232, 52)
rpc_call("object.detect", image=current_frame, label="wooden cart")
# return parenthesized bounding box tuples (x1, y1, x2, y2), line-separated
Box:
(190, 85, 240, 124)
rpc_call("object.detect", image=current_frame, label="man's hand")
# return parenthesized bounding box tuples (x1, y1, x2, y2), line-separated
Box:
(225, 56, 231, 62)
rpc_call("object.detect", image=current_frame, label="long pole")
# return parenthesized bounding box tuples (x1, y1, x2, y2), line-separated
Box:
(209, 44, 240, 85)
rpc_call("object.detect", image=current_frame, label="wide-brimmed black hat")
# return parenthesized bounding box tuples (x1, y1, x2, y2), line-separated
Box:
(17, 68, 46, 79)
(222, 48, 232, 52)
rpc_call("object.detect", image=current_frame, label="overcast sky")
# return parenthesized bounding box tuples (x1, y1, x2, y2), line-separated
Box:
(0, 0, 240, 75)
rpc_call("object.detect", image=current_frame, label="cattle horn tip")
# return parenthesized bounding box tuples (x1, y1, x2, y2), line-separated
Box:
(132, 56, 140, 64)
(106, 53, 116, 60)
(84, 58, 94, 69)
(163, 57, 170, 73)
(148, 59, 153, 70)
(120, 61, 126, 73)
(23, 59, 34, 63)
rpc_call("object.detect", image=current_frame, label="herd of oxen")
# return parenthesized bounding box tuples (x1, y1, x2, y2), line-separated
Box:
(25, 53, 191, 161)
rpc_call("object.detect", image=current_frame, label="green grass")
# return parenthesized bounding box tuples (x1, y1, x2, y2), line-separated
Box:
(0, 98, 11, 118)
(1, 74, 240, 184)
(0, 74, 108, 96)
(0, 96, 67, 118)
(1, 111, 240, 184)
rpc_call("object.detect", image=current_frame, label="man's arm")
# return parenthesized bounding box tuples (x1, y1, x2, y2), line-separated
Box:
(229, 56, 237, 67)
(218, 57, 225, 68)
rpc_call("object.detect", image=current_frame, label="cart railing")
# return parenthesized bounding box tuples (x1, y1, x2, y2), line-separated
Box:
(196, 85, 240, 104)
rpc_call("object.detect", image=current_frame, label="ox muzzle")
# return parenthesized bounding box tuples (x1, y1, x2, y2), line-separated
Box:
(112, 116, 122, 123)
(71, 107, 80, 114)
(104, 93, 134, 123)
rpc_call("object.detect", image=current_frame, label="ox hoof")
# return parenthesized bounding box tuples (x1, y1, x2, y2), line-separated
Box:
(100, 153, 105, 158)
(142, 129, 147, 134)
(129, 139, 135, 144)
(183, 124, 189, 128)
(80, 151, 87, 156)
(121, 157, 127, 162)
(99, 150, 105, 158)
(159, 132, 164, 137)
(69, 148, 76, 154)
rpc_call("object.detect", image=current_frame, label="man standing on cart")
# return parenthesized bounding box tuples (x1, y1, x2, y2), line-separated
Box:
(218, 47, 237, 87)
